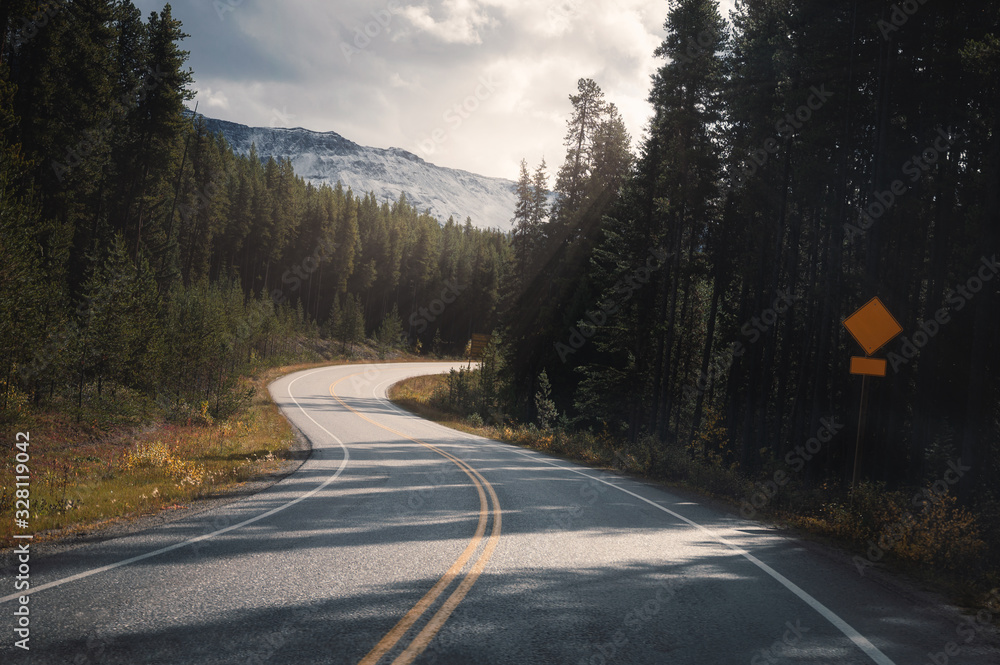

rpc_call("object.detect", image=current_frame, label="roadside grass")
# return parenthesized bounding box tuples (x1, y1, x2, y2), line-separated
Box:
(388, 373, 1000, 614)
(0, 345, 462, 548)
(387, 374, 477, 434)
(0, 373, 296, 546)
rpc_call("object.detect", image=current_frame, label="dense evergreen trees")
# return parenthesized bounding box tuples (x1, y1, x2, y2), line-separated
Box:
(503, 0, 999, 507)
(2, 0, 997, 511)
(504, 77, 634, 414)
(0, 1, 507, 421)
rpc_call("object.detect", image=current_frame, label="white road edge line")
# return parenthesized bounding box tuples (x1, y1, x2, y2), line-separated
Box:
(0, 366, 350, 604)
(514, 455, 898, 665)
(371, 373, 897, 665)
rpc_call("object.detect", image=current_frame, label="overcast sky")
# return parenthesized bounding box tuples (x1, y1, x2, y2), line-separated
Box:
(134, 0, 735, 181)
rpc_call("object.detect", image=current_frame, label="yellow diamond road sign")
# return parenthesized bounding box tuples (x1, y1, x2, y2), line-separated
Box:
(843, 297, 903, 356)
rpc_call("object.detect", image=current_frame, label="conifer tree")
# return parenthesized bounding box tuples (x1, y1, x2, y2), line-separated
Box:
(337, 293, 365, 354)
(511, 159, 534, 283)
(552, 78, 607, 226)
(530, 158, 549, 228)
(0, 108, 50, 411)
(375, 304, 404, 358)
(534, 369, 558, 431)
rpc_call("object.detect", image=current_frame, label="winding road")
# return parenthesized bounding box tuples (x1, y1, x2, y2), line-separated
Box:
(3, 361, 999, 664)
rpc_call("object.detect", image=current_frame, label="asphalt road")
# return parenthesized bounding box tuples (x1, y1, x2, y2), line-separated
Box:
(2, 361, 999, 664)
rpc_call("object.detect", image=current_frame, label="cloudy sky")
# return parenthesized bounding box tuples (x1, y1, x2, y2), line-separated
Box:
(133, 0, 735, 181)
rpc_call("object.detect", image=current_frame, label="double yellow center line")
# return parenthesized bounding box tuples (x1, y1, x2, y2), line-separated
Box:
(328, 374, 502, 665)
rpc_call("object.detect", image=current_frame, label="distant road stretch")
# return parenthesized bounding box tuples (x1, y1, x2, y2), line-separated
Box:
(3, 361, 999, 664)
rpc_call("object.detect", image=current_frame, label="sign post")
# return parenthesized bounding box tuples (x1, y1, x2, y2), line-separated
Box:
(842, 297, 902, 494)
(469, 333, 490, 368)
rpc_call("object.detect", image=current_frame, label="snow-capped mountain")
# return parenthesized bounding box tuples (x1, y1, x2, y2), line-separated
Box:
(193, 113, 516, 231)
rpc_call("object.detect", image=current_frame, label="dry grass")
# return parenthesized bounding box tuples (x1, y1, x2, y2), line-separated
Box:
(387, 374, 479, 435)
(388, 374, 623, 466)
(0, 373, 296, 546)
(0, 353, 460, 548)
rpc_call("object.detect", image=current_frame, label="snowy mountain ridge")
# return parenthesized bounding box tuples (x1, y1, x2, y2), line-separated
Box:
(192, 113, 517, 231)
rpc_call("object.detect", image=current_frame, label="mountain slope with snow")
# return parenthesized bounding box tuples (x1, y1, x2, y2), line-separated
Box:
(195, 114, 516, 231)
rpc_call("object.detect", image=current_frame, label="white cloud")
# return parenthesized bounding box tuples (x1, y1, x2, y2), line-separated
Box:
(134, 0, 738, 181)
(399, 0, 498, 45)
(195, 86, 230, 110)
(389, 72, 421, 89)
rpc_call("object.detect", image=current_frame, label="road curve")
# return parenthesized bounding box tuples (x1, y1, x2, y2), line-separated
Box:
(2, 361, 999, 664)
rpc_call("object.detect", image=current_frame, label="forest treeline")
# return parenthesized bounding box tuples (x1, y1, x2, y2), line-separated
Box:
(0, 1, 509, 420)
(1, 0, 999, 522)
(498, 0, 999, 515)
